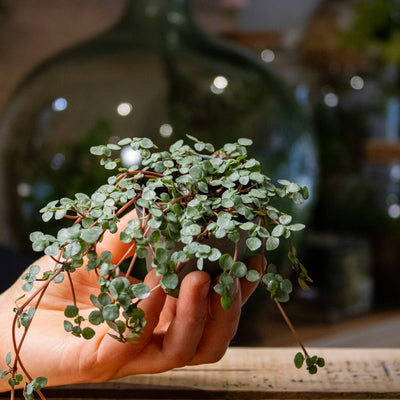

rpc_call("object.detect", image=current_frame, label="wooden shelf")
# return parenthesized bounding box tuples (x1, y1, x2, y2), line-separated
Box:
(364, 139, 400, 164)
(4, 347, 399, 399)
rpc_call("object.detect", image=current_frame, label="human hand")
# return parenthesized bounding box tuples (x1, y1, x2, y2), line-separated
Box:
(0, 211, 265, 391)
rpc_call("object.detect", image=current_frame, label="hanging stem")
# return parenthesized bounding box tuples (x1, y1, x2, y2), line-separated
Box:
(274, 298, 309, 358)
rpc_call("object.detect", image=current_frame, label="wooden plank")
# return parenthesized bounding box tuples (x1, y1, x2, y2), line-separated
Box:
(364, 139, 400, 164)
(3, 347, 398, 399)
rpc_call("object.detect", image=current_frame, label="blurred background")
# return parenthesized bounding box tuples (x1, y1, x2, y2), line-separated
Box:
(0, 0, 399, 347)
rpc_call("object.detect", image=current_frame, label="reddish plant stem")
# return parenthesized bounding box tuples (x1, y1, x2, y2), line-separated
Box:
(124, 252, 138, 278)
(66, 271, 76, 307)
(11, 269, 63, 400)
(115, 195, 140, 218)
(114, 242, 136, 270)
(171, 194, 194, 205)
(233, 242, 238, 262)
(63, 215, 79, 220)
(274, 298, 309, 358)
(126, 170, 164, 178)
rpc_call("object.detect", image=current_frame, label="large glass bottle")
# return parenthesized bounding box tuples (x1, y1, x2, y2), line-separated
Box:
(0, 0, 317, 253)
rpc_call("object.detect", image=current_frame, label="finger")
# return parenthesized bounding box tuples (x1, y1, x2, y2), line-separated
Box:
(160, 271, 211, 368)
(189, 276, 242, 365)
(133, 271, 211, 373)
(95, 269, 166, 365)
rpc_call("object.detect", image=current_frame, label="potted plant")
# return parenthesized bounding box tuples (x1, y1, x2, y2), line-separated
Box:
(0, 135, 324, 399)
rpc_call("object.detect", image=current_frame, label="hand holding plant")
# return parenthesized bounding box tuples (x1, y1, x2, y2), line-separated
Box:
(0, 211, 264, 394)
(1, 135, 324, 399)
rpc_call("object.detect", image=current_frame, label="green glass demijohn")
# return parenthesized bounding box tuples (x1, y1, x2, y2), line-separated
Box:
(0, 0, 317, 253)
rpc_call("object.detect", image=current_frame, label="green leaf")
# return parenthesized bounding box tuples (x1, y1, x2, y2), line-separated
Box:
(97, 293, 112, 306)
(246, 237, 262, 251)
(238, 138, 253, 146)
(88, 310, 104, 325)
(161, 273, 179, 290)
(34, 376, 48, 390)
(82, 327, 96, 340)
(240, 222, 256, 230)
(219, 253, 233, 271)
(308, 365, 318, 375)
(118, 138, 132, 146)
(42, 211, 53, 222)
(131, 283, 151, 300)
(140, 138, 154, 149)
(246, 270, 260, 282)
(231, 261, 247, 278)
(80, 227, 103, 244)
(64, 320, 73, 332)
(102, 304, 120, 321)
(221, 293, 233, 310)
(281, 279, 293, 294)
(266, 236, 279, 251)
(208, 248, 221, 262)
(279, 214, 292, 225)
(289, 223, 306, 231)
(107, 143, 121, 151)
(64, 305, 79, 318)
(22, 282, 33, 292)
(294, 352, 304, 368)
(189, 165, 203, 179)
(271, 224, 284, 237)
(29, 265, 40, 275)
(317, 357, 325, 368)
(5, 352, 11, 366)
(105, 161, 117, 170)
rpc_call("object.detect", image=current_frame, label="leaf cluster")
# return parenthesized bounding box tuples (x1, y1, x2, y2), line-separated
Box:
(294, 352, 325, 374)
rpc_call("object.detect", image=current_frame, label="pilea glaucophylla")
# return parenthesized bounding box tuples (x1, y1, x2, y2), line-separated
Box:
(2, 135, 324, 399)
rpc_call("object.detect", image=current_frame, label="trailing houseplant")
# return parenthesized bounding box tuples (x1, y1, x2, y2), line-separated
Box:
(0, 135, 324, 399)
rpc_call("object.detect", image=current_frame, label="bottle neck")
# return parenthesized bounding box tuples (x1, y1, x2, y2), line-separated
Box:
(106, 0, 196, 48)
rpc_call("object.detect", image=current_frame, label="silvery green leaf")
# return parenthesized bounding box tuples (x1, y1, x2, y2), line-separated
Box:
(105, 161, 117, 170)
(246, 270, 260, 282)
(55, 209, 67, 220)
(246, 237, 262, 251)
(102, 304, 119, 321)
(266, 236, 279, 251)
(42, 211, 53, 222)
(238, 138, 253, 146)
(208, 248, 221, 262)
(231, 261, 247, 278)
(286, 182, 301, 193)
(29, 265, 40, 275)
(45, 243, 60, 257)
(198, 181, 209, 193)
(161, 273, 178, 290)
(80, 227, 103, 244)
(279, 214, 292, 225)
(131, 283, 151, 300)
(219, 253, 233, 271)
(189, 165, 203, 179)
(289, 223, 306, 231)
(107, 143, 121, 150)
(118, 138, 132, 146)
(140, 138, 154, 149)
(271, 225, 284, 237)
(281, 279, 293, 294)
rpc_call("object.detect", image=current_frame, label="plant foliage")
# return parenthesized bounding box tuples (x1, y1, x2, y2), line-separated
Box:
(4, 135, 324, 398)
